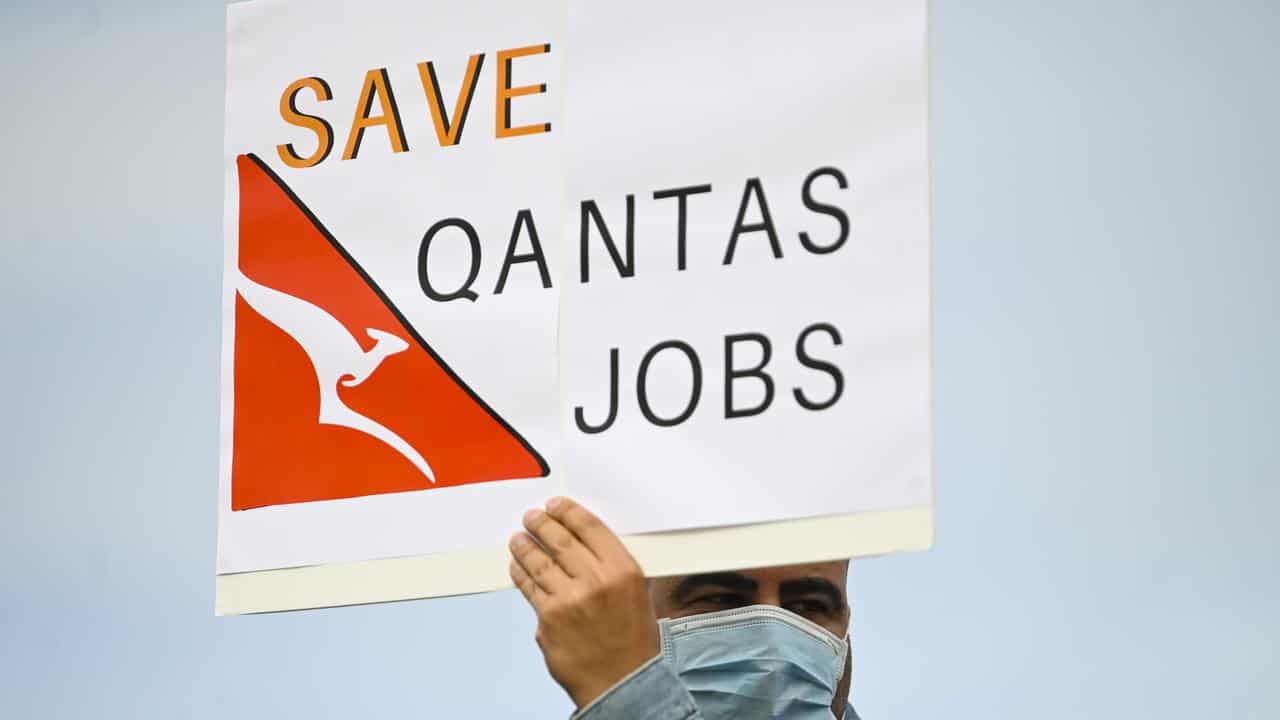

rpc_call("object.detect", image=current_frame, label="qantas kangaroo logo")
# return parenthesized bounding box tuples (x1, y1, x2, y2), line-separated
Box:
(235, 270, 436, 482)
(230, 153, 545, 511)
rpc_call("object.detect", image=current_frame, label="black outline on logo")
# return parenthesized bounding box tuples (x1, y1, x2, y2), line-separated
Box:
(239, 152, 550, 479)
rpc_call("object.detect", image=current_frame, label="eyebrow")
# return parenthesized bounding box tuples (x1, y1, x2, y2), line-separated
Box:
(670, 572, 759, 604)
(779, 577, 846, 611)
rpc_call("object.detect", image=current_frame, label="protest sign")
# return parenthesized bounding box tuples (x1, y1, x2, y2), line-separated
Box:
(218, 0, 931, 614)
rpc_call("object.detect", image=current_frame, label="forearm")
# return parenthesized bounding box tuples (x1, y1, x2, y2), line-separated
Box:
(571, 655, 700, 720)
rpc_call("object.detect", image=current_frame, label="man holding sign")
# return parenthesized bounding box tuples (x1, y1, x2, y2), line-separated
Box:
(217, 10, 930, 701)
(511, 497, 859, 720)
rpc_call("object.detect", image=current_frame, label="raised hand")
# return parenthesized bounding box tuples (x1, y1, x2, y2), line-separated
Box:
(509, 497, 660, 710)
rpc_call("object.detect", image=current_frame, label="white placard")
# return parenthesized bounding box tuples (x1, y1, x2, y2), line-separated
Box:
(218, 0, 930, 610)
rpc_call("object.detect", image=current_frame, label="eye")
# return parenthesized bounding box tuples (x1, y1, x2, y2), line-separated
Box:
(784, 598, 833, 616)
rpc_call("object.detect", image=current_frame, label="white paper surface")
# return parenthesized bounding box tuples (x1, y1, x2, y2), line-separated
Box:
(561, 0, 931, 534)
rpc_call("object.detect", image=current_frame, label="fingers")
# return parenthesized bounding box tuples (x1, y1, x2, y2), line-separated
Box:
(509, 497, 637, 612)
(509, 558, 544, 610)
(544, 497, 631, 563)
(510, 531, 570, 595)
(523, 508, 596, 577)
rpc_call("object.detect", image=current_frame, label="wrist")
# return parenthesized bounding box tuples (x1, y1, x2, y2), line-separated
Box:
(569, 654, 663, 713)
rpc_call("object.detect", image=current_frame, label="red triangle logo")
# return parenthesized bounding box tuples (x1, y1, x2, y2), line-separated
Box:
(230, 153, 547, 511)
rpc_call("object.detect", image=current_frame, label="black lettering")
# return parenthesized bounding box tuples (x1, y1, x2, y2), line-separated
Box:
(579, 197, 636, 283)
(418, 218, 481, 302)
(794, 323, 844, 411)
(723, 177, 782, 265)
(494, 209, 552, 294)
(637, 340, 702, 427)
(575, 348, 620, 434)
(653, 184, 712, 271)
(799, 167, 850, 254)
(724, 333, 775, 419)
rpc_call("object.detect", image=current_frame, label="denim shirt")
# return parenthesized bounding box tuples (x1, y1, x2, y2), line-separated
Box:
(572, 656, 861, 720)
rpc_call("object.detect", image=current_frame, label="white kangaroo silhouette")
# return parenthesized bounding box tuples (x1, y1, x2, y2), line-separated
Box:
(236, 269, 436, 482)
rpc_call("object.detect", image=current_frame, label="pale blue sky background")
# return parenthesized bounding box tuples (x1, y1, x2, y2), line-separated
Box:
(2, 1, 1277, 717)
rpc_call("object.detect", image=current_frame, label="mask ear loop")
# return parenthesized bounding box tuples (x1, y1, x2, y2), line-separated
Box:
(832, 634, 850, 684)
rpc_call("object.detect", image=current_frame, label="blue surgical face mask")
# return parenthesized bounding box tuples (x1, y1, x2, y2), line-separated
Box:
(658, 604, 848, 720)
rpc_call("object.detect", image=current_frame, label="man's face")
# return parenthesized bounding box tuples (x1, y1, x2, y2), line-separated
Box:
(648, 561, 853, 717)
(648, 560, 851, 640)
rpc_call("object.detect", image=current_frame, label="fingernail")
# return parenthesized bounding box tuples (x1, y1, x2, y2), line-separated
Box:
(546, 496, 565, 511)
(510, 532, 529, 549)
(523, 508, 542, 524)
